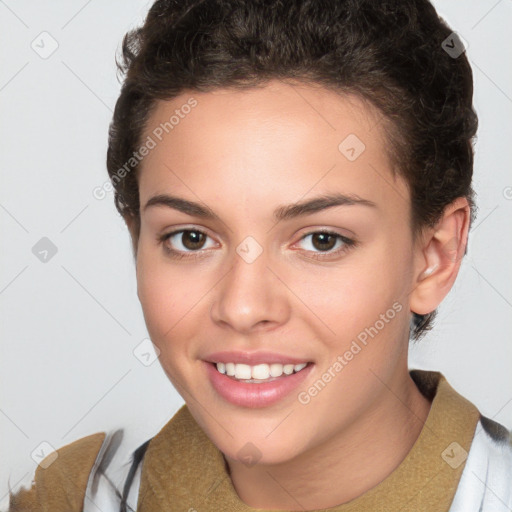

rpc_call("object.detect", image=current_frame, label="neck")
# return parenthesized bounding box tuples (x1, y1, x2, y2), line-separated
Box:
(225, 366, 432, 510)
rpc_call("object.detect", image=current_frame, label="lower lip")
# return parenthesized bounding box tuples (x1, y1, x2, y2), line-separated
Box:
(204, 362, 314, 408)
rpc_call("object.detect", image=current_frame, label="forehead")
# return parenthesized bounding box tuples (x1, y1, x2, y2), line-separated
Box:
(138, 80, 409, 217)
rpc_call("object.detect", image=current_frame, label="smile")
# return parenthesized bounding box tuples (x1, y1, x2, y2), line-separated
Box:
(205, 361, 314, 408)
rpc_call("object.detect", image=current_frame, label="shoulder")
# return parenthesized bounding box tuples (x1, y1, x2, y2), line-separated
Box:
(8, 432, 106, 512)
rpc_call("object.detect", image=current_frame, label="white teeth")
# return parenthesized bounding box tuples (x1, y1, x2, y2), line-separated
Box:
(269, 363, 283, 377)
(252, 364, 270, 379)
(283, 364, 294, 375)
(234, 364, 252, 380)
(215, 362, 309, 380)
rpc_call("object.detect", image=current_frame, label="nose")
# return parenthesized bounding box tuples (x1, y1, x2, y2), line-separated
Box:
(210, 244, 291, 334)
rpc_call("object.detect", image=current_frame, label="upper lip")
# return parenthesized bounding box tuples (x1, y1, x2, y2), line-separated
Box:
(203, 350, 312, 365)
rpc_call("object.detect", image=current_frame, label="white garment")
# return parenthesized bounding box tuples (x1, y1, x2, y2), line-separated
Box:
(448, 416, 512, 511)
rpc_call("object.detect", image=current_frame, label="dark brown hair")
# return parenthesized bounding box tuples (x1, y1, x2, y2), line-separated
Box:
(106, 0, 478, 340)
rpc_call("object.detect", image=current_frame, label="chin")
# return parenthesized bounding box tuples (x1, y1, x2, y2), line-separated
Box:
(212, 428, 307, 467)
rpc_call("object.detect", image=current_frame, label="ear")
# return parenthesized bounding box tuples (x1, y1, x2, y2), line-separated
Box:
(409, 197, 470, 315)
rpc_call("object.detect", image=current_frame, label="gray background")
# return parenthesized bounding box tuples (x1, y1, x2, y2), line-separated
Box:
(1, 0, 511, 505)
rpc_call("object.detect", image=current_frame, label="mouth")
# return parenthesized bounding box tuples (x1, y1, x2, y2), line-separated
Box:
(204, 360, 315, 408)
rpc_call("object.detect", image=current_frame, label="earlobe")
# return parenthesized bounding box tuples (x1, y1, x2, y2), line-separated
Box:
(410, 197, 470, 315)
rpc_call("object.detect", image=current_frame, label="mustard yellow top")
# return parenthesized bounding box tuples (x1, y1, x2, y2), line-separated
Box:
(9, 370, 482, 511)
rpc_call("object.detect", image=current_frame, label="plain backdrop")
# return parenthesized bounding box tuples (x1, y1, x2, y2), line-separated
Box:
(1, 0, 511, 506)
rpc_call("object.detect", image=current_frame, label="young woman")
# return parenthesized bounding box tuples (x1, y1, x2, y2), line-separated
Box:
(7, 0, 512, 510)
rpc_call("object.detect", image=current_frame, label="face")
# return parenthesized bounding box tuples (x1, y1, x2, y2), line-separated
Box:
(134, 80, 420, 466)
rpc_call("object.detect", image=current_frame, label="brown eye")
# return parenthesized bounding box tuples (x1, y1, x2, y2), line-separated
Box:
(295, 231, 356, 260)
(180, 230, 206, 250)
(161, 229, 216, 254)
(311, 232, 337, 251)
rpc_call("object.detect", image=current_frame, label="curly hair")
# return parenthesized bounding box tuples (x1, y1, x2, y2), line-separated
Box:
(106, 0, 478, 341)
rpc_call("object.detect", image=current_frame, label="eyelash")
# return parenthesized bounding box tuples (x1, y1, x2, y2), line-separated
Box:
(158, 229, 357, 261)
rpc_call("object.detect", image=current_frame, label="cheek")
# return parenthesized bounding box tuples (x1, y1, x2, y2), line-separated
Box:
(135, 247, 208, 355)
(292, 246, 408, 343)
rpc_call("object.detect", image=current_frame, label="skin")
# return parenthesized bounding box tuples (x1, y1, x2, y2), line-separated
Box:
(126, 79, 470, 509)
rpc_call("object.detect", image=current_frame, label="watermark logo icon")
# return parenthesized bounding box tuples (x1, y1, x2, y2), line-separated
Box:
(31, 441, 58, 469)
(31, 32, 59, 60)
(441, 32, 468, 59)
(237, 442, 262, 467)
(441, 441, 468, 469)
(236, 236, 263, 264)
(32, 237, 58, 263)
(133, 338, 161, 366)
(338, 134, 366, 162)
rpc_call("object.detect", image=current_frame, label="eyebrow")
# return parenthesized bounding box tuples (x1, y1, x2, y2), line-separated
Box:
(143, 192, 377, 221)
